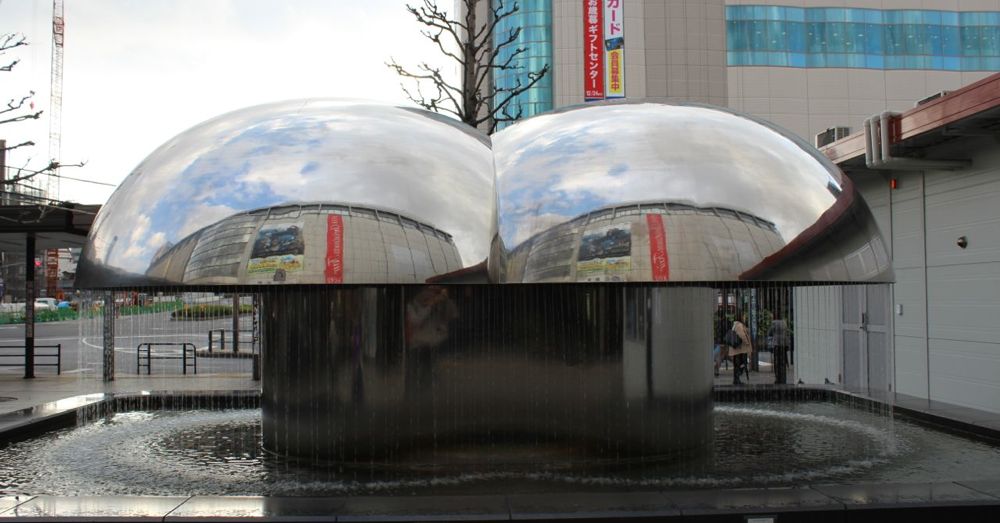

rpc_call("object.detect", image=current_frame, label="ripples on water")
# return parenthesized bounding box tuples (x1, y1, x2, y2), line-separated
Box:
(2, 402, 999, 496)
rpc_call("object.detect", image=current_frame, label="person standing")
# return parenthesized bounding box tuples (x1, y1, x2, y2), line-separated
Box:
(767, 311, 791, 384)
(730, 315, 753, 385)
(714, 318, 731, 377)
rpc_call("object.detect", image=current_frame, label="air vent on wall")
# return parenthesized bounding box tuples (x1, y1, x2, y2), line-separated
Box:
(916, 90, 951, 106)
(815, 126, 851, 148)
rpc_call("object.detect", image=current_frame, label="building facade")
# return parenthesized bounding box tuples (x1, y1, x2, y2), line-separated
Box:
(817, 75, 1000, 414)
(496, 0, 1000, 141)
(486, 2, 1000, 415)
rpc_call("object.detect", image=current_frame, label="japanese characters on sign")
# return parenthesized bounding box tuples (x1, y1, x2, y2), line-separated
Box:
(325, 214, 344, 283)
(604, 0, 625, 98)
(583, 0, 604, 101)
(646, 214, 669, 281)
(583, 1, 624, 101)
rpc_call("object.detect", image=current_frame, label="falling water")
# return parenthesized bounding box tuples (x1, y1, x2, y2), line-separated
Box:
(4, 281, 989, 496)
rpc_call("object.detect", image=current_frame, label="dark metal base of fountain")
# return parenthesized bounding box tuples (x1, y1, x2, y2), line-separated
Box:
(260, 286, 716, 465)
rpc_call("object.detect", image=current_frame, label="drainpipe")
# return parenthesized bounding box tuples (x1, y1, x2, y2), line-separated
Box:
(863, 111, 969, 170)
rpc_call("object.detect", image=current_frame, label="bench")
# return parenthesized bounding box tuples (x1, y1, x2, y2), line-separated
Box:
(0, 344, 61, 374)
(136, 342, 197, 375)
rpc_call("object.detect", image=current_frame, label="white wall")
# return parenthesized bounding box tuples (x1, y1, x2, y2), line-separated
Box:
(922, 145, 1000, 413)
(727, 68, 994, 143)
(889, 171, 930, 398)
(793, 285, 842, 385)
(857, 141, 1000, 413)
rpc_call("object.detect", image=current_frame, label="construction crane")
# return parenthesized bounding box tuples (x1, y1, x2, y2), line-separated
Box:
(47, 0, 64, 200)
(46, 0, 65, 299)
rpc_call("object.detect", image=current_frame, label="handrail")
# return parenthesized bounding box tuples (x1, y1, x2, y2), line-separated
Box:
(208, 328, 258, 354)
(136, 342, 197, 375)
(0, 344, 62, 374)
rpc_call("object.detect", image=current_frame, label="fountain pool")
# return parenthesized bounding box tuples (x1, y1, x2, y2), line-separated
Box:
(2, 399, 999, 497)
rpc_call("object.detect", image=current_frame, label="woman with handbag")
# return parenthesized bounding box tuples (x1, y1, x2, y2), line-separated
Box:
(727, 315, 753, 385)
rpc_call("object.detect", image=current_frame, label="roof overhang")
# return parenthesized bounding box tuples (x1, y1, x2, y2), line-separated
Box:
(0, 204, 100, 253)
(821, 72, 1000, 169)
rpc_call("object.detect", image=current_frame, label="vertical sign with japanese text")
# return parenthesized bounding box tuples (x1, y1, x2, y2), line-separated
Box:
(583, 0, 604, 100)
(45, 249, 59, 297)
(646, 214, 669, 281)
(604, 0, 625, 98)
(325, 214, 344, 283)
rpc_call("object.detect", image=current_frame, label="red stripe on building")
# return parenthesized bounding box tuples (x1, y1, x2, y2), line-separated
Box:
(325, 214, 344, 283)
(646, 214, 669, 281)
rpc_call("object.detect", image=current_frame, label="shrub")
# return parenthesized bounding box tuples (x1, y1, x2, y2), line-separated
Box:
(171, 304, 253, 320)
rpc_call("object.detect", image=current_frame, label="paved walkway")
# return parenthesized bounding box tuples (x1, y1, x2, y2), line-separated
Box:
(0, 373, 258, 416)
(0, 353, 789, 416)
(713, 352, 797, 387)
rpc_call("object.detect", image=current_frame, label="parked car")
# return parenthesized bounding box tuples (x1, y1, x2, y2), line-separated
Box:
(34, 298, 58, 311)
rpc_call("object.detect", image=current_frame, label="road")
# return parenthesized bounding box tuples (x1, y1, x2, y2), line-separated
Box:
(0, 311, 254, 378)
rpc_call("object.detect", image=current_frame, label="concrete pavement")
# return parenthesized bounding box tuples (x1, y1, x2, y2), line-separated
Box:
(0, 373, 257, 416)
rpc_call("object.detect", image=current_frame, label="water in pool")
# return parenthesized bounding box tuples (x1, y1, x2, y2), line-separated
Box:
(2, 401, 998, 496)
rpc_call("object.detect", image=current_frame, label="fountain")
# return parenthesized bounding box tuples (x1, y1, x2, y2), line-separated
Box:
(72, 99, 892, 468)
(3, 100, 998, 520)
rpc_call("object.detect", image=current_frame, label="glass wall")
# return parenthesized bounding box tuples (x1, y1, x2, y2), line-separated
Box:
(493, 0, 553, 130)
(727, 6, 1000, 70)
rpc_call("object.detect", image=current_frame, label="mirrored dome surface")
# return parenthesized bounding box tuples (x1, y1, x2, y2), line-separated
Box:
(490, 101, 891, 283)
(77, 100, 494, 287)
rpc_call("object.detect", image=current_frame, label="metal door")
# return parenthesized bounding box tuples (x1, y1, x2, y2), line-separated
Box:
(865, 284, 891, 392)
(841, 284, 891, 393)
(841, 286, 865, 390)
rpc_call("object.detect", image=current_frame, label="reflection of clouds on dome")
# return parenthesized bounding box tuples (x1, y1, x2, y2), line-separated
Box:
(493, 102, 889, 283)
(494, 104, 838, 253)
(80, 100, 494, 284)
(79, 99, 890, 287)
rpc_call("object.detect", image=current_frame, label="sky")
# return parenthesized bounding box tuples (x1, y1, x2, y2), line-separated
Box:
(1, 0, 453, 204)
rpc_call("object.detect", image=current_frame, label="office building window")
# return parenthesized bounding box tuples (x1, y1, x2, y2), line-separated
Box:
(727, 6, 1000, 71)
(493, 0, 553, 130)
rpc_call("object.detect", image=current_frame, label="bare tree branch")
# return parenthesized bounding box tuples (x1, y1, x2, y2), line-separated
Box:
(1, 33, 88, 204)
(2, 140, 34, 152)
(484, 63, 550, 132)
(0, 110, 43, 126)
(1, 91, 36, 115)
(389, 0, 549, 134)
(0, 33, 28, 72)
(4, 160, 87, 185)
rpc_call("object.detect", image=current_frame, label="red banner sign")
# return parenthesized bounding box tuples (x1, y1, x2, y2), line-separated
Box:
(325, 214, 344, 283)
(583, 0, 604, 100)
(646, 214, 669, 281)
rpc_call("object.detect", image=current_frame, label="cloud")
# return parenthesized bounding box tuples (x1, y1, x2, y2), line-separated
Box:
(2, 0, 456, 205)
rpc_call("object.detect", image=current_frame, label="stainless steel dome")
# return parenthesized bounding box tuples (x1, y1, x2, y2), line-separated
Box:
(73, 100, 892, 465)
(76, 99, 494, 287)
(490, 101, 891, 283)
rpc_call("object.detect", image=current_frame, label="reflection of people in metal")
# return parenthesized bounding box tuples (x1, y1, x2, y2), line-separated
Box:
(404, 286, 459, 394)
(405, 286, 459, 350)
(730, 315, 753, 385)
(767, 311, 791, 384)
